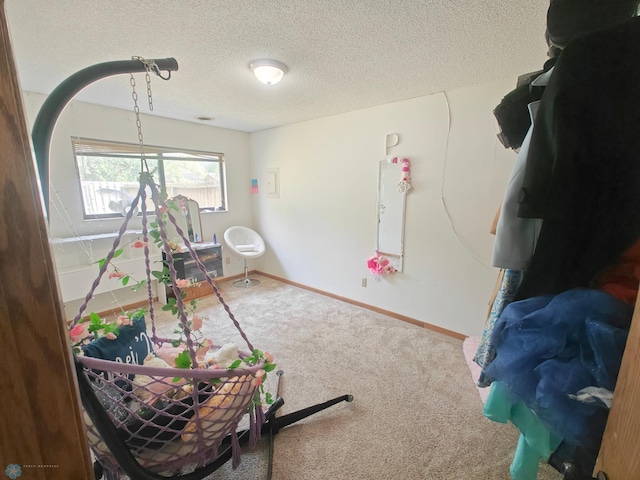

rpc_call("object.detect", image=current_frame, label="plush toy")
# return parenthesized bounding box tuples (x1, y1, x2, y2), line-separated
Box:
(132, 354, 183, 403)
(204, 343, 242, 368)
(181, 375, 251, 443)
(155, 340, 214, 370)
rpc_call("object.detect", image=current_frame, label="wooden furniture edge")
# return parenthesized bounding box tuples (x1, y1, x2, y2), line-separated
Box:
(593, 289, 640, 477)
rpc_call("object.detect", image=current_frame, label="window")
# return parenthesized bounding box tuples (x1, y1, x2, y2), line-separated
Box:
(72, 138, 227, 219)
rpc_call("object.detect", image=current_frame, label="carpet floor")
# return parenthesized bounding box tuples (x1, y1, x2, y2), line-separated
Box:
(127, 274, 561, 479)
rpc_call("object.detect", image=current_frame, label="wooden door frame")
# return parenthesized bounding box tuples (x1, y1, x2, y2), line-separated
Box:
(0, 2, 94, 477)
(594, 291, 640, 478)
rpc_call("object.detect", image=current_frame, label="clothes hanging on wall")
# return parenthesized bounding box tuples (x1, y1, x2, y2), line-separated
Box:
(483, 288, 632, 478)
(474, 63, 554, 382)
(482, 13, 640, 479)
(492, 59, 553, 151)
(593, 238, 640, 306)
(491, 64, 553, 272)
(473, 269, 523, 387)
(515, 16, 640, 300)
(545, 0, 640, 48)
(483, 380, 562, 480)
(484, 288, 632, 446)
(475, 64, 552, 378)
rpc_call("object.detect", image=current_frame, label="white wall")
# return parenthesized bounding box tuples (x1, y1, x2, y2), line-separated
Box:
(250, 79, 517, 336)
(23, 77, 518, 335)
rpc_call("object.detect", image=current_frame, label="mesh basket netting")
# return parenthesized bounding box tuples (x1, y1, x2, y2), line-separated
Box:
(71, 171, 268, 477)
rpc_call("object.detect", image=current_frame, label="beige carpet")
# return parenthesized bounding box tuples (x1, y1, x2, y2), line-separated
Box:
(146, 274, 560, 480)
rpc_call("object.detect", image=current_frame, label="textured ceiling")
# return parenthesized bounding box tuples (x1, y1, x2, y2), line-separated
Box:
(5, 0, 549, 133)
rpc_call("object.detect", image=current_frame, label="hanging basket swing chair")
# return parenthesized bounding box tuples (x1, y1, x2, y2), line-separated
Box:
(33, 57, 353, 480)
(73, 170, 268, 477)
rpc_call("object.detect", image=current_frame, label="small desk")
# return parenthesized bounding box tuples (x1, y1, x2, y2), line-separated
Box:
(158, 242, 223, 303)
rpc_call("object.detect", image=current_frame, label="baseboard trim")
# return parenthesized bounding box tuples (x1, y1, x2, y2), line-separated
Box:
(89, 271, 466, 341)
(255, 271, 466, 341)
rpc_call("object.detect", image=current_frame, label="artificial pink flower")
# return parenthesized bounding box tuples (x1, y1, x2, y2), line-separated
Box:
(191, 315, 203, 331)
(155, 344, 186, 366)
(366, 256, 378, 272)
(69, 323, 89, 343)
(252, 370, 265, 387)
(117, 315, 132, 326)
(175, 278, 190, 289)
(367, 253, 395, 275)
(263, 352, 274, 363)
(196, 338, 212, 359)
(109, 271, 126, 279)
(132, 240, 148, 249)
(105, 332, 117, 340)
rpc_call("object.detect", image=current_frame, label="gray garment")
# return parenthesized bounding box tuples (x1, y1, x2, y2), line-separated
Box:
(492, 128, 542, 269)
(491, 69, 553, 270)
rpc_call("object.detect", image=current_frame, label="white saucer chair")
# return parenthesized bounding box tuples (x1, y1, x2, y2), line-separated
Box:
(224, 226, 266, 288)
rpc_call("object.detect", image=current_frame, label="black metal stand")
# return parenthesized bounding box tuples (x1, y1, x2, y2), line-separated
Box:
(31, 57, 178, 216)
(188, 371, 353, 479)
(560, 464, 606, 480)
(548, 437, 607, 480)
(267, 370, 284, 480)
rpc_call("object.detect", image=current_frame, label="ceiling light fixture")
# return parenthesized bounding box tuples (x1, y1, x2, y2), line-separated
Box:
(249, 59, 288, 85)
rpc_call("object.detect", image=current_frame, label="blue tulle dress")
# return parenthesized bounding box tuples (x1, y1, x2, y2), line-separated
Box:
(482, 288, 632, 449)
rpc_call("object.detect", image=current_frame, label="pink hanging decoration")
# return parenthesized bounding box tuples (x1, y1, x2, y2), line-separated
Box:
(396, 157, 411, 193)
(367, 252, 396, 275)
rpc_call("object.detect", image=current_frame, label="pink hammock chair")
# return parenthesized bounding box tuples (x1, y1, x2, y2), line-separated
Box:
(32, 57, 353, 480)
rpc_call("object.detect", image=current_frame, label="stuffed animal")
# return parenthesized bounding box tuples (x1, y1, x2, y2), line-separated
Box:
(204, 343, 242, 368)
(181, 375, 252, 443)
(132, 354, 183, 403)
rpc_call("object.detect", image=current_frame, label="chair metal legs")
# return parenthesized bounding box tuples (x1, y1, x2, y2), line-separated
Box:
(233, 258, 260, 288)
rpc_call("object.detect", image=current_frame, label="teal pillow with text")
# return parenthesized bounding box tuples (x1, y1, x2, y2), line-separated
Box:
(83, 316, 153, 388)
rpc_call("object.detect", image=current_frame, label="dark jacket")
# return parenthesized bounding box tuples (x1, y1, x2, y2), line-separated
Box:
(515, 16, 640, 300)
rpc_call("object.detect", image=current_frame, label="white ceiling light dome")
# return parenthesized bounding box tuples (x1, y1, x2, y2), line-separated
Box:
(249, 59, 288, 85)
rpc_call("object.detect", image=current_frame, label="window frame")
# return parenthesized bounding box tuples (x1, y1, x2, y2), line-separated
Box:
(71, 137, 227, 220)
